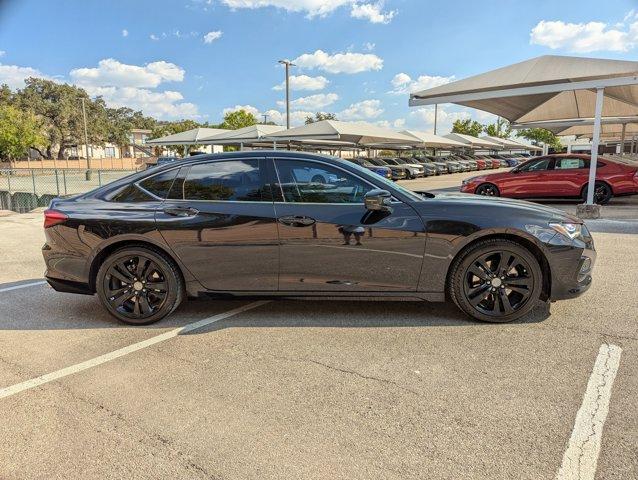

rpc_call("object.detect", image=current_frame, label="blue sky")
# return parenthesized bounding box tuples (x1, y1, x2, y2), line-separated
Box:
(1, 0, 638, 133)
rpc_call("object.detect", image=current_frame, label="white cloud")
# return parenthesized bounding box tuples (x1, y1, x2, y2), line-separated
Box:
(84, 86, 199, 119)
(293, 49, 383, 74)
(273, 74, 329, 91)
(219, 0, 353, 18)
(0, 63, 51, 89)
(388, 72, 454, 95)
(221, 104, 313, 126)
(338, 99, 383, 120)
(393, 118, 405, 128)
(530, 14, 638, 52)
(279, 92, 339, 109)
(223, 104, 261, 117)
(350, 2, 396, 24)
(363, 42, 375, 51)
(70, 58, 184, 88)
(150, 34, 160, 41)
(122, 29, 129, 37)
(203, 30, 223, 43)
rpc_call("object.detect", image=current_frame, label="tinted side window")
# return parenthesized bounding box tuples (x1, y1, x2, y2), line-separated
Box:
(555, 158, 585, 169)
(181, 160, 266, 201)
(110, 184, 155, 203)
(139, 168, 179, 199)
(274, 159, 373, 203)
(519, 158, 550, 172)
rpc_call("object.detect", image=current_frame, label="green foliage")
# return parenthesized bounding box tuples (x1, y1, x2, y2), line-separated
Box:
(516, 128, 562, 149)
(451, 118, 484, 137)
(483, 118, 512, 138)
(0, 104, 45, 160)
(305, 112, 337, 124)
(220, 110, 257, 130)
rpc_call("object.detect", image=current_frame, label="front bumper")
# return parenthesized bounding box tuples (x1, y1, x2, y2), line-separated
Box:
(548, 247, 596, 300)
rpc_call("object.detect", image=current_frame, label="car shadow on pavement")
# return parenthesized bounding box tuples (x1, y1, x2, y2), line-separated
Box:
(0, 281, 551, 331)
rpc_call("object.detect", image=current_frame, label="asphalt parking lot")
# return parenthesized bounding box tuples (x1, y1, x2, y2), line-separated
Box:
(1, 171, 637, 480)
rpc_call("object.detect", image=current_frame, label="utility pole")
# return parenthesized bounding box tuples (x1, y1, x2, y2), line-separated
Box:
(278, 59, 295, 129)
(262, 113, 269, 124)
(81, 98, 92, 180)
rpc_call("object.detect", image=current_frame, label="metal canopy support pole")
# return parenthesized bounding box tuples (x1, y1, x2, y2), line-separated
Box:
(586, 88, 605, 205)
(433, 104, 438, 135)
(273, 140, 277, 151)
(620, 123, 627, 156)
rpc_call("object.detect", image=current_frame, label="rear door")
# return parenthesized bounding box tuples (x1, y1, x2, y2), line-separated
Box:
(155, 158, 279, 291)
(269, 157, 426, 292)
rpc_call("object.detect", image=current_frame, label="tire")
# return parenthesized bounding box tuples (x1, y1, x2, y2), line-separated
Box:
(447, 239, 542, 323)
(311, 174, 326, 183)
(96, 246, 184, 325)
(475, 183, 500, 197)
(581, 181, 612, 205)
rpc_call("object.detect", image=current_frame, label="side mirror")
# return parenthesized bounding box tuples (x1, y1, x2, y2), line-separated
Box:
(364, 189, 392, 212)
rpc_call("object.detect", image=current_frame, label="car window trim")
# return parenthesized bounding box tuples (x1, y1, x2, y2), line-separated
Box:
(269, 156, 399, 205)
(133, 166, 182, 201)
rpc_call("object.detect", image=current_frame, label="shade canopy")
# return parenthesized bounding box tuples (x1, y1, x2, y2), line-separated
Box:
(266, 120, 420, 146)
(400, 130, 467, 148)
(444, 133, 501, 149)
(512, 117, 638, 139)
(199, 124, 285, 144)
(480, 135, 536, 150)
(145, 127, 229, 145)
(409, 55, 638, 124)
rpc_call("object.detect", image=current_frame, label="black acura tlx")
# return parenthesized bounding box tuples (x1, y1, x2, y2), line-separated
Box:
(42, 151, 595, 325)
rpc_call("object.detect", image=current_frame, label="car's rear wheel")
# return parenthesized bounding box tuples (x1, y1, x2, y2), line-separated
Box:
(581, 181, 612, 205)
(96, 246, 183, 325)
(448, 239, 542, 323)
(475, 183, 500, 197)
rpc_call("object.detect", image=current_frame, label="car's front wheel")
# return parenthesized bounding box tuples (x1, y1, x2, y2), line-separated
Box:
(475, 183, 500, 197)
(96, 246, 183, 325)
(448, 239, 542, 323)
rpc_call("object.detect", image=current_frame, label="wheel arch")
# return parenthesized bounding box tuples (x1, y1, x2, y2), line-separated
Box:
(580, 179, 613, 196)
(475, 182, 500, 195)
(445, 232, 552, 301)
(88, 239, 186, 293)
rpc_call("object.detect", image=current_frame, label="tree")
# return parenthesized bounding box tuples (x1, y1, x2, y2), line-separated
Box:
(0, 104, 45, 160)
(15, 78, 108, 159)
(105, 107, 157, 157)
(220, 110, 257, 130)
(305, 112, 337, 124)
(483, 118, 512, 138)
(452, 118, 483, 137)
(516, 128, 562, 149)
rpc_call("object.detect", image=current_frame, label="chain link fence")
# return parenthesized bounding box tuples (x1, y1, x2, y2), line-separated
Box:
(0, 169, 139, 213)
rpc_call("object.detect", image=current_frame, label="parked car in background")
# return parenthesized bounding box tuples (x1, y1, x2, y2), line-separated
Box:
(367, 158, 408, 181)
(461, 154, 638, 204)
(419, 156, 449, 175)
(42, 150, 596, 325)
(347, 157, 392, 180)
(412, 156, 440, 176)
(439, 156, 463, 174)
(383, 157, 425, 179)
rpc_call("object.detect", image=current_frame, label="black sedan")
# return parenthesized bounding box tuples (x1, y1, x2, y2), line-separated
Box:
(42, 151, 595, 325)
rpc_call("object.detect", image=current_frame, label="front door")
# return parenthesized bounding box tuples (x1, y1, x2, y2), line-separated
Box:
(155, 158, 279, 291)
(269, 157, 426, 292)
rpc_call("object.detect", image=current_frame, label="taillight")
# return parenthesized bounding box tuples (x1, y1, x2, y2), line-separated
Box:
(43, 209, 68, 228)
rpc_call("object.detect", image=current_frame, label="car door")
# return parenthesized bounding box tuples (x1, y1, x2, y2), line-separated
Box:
(506, 156, 554, 197)
(550, 157, 588, 197)
(155, 158, 279, 291)
(269, 157, 426, 292)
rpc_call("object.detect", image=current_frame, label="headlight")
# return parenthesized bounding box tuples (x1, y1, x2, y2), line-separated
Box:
(549, 222, 583, 240)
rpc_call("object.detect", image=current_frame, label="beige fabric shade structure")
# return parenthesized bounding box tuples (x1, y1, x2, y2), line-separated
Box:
(266, 120, 420, 146)
(399, 130, 467, 148)
(409, 55, 638, 206)
(198, 124, 285, 145)
(145, 127, 229, 145)
(444, 133, 501, 149)
(481, 135, 537, 150)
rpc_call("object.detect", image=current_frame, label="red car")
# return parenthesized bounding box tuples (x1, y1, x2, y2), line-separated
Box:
(461, 154, 638, 204)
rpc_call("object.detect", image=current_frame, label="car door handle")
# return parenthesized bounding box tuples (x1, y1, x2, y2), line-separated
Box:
(277, 215, 316, 227)
(163, 206, 199, 217)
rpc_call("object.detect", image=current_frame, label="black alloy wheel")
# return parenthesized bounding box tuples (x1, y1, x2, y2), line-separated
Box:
(581, 181, 612, 205)
(448, 239, 542, 323)
(96, 246, 183, 325)
(475, 183, 500, 197)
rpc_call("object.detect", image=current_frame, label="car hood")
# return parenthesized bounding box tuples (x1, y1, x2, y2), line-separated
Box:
(415, 191, 582, 223)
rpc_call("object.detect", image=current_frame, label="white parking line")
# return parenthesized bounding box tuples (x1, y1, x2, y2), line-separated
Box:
(0, 300, 269, 400)
(556, 343, 622, 480)
(0, 281, 47, 293)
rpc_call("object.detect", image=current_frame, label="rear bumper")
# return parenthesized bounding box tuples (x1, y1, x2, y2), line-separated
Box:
(45, 275, 92, 295)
